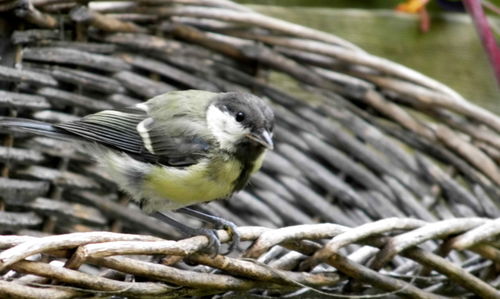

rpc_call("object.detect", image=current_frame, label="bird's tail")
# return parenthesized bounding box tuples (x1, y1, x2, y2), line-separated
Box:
(0, 117, 78, 142)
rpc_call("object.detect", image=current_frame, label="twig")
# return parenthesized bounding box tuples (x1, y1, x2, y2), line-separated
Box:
(403, 247, 500, 299)
(140, 6, 363, 51)
(0, 280, 82, 299)
(370, 218, 490, 270)
(325, 251, 443, 299)
(463, 0, 500, 85)
(0, 232, 162, 271)
(449, 218, 500, 250)
(70, 6, 147, 33)
(11, 260, 174, 295)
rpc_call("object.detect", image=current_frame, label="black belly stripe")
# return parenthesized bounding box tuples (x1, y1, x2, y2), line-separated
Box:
(232, 141, 265, 192)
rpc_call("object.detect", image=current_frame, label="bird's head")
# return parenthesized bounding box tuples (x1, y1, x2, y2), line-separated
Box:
(207, 92, 274, 153)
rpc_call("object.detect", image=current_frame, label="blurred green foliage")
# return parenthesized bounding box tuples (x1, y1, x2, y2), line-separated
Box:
(236, 0, 403, 8)
(236, 2, 500, 112)
(236, 0, 500, 12)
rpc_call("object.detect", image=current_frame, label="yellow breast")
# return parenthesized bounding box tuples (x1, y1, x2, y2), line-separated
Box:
(144, 157, 242, 206)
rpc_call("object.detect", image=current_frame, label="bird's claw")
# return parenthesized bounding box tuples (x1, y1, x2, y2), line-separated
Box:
(166, 208, 240, 255)
(216, 219, 240, 254)
(196, 227, 221, 255)
(196, 222, 240, 255)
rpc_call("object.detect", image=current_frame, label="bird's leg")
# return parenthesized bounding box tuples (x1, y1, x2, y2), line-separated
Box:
(152, 211, 221, 254)
(176, 207, 240, 253)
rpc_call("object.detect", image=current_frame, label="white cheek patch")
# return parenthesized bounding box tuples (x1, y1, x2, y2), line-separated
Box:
(207, 105, 249, 151)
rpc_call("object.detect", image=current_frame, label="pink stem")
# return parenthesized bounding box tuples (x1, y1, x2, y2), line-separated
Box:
(463, 0, 500, 86)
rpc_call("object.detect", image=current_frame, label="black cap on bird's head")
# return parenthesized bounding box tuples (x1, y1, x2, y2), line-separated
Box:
(207, 92, 274, 152)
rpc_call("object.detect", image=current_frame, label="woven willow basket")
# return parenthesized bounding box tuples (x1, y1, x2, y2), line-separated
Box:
(0, 1, 499, 298)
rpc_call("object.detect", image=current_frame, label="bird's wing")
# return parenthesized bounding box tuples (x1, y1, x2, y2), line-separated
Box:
(55, 107, 211, 166)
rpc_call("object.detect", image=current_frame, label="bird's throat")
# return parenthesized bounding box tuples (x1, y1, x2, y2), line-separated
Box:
(231, 142, 267, 191)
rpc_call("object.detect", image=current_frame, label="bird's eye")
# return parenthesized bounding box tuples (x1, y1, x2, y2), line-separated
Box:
(235, 112, 245, 122)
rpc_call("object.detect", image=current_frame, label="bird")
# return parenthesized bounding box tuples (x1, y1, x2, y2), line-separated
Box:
(0, 90, 275, 253)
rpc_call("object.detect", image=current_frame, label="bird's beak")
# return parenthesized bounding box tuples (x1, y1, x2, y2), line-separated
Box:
(246, 130, 274, 150)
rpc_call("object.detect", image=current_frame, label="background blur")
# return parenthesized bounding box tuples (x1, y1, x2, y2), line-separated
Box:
(237, 0, 500, 113)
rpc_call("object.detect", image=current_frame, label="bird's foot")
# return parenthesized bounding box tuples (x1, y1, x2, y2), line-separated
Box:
(152, 211, 239, 255)
(211, 217, 240, 253)
(183, 226, 222, 255)
(176, 207, 240, 254)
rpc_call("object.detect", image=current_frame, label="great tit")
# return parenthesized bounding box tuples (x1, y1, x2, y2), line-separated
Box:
(0, 90, 274, 252)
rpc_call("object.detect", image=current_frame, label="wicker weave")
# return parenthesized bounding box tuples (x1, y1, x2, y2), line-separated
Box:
(0, 0, 499, 297)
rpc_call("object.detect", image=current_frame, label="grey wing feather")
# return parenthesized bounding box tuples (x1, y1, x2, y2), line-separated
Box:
(149, 131, 210, 165)
(55, 111, 145, 153)
(55, 108, 210, 166)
